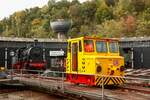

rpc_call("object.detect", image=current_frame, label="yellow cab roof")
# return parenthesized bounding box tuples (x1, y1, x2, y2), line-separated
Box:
(67, 36, 119, 42)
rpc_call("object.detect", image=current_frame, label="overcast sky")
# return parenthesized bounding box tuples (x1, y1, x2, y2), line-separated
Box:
(0, 0, 87, 20)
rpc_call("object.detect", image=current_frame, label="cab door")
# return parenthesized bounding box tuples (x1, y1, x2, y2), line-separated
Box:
(66, 42, 71, 72)
(71, 41, 78, 72)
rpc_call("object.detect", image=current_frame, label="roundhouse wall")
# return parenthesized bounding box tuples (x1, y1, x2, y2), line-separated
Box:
(0, 37, 150, 69)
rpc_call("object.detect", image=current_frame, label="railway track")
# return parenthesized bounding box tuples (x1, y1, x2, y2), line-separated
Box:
(0, 89, 18, 94)
(119, 84, 150, 94)
(13, 72, 150, 88)
(125, 69, 150, 78)
(3, 70, 150, 100)
(2, 75, 150, 100)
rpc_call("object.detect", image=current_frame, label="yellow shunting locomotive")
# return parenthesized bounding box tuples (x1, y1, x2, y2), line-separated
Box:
(66, 37, 125, 86)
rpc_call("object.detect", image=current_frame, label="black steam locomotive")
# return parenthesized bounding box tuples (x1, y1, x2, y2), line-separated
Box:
(12, 45, 46, 70)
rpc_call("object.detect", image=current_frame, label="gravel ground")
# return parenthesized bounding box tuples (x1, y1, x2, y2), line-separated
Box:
(0, 90, 63, 100)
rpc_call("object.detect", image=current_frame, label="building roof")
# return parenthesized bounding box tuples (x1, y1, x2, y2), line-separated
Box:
(0, 37, 67, 42)
(120, 37, 150, 42)
(1, 36, 150, 43)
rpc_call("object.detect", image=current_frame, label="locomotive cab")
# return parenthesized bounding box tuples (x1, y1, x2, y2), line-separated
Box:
(66, 37, 125, 86)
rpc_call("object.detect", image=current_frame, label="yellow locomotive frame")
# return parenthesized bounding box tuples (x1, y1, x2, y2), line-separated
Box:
(66, 37, 125, 86)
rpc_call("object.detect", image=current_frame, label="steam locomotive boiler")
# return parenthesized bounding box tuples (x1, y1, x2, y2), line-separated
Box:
(12, 45, 46, 70)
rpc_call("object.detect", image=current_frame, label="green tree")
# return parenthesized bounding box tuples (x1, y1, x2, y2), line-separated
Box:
(95, 0, 113, 24)
(135, 7, 150, 36)
(135, 20, 150, 36)
(68, 4, 82, 37)
(105, 0, 116, 6)
(131, 0, 146, 12)
(70, 0, 80, 5)
(48, 0, 56, 10)
(0, 0, 150, 38)
(0, 21, 4, 34)
(80, 1, 97, 24)
(96, 19, 125, 37)
(113, 0, 133, 18)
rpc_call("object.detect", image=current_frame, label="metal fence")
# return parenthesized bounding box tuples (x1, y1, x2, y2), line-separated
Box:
(5, 69, 150, 100)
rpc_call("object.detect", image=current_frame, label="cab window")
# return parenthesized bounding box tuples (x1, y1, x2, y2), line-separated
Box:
(84, 40, 94, 52)
(79, 40, 82, 52)
(109, 41, 119, 53)
(96, 41, 107, 53)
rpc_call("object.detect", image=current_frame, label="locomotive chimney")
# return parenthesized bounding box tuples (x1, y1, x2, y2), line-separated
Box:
(34, 39, 38, 46)
(50, 19, 71, 39)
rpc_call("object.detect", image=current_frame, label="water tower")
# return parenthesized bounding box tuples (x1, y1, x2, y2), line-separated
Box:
(50, 19, 71, 39)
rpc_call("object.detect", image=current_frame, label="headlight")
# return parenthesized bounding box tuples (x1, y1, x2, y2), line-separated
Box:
(120, 66, 124, 72)
(96, 66, 102, 73)
(0, 67, 5, 71)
